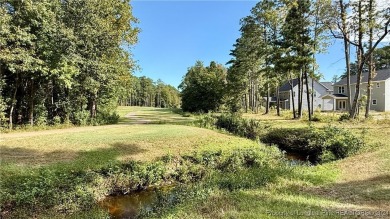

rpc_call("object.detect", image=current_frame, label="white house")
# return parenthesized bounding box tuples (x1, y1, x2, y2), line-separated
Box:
(277, 78, 333, 111)
(321, 68, 390, 112)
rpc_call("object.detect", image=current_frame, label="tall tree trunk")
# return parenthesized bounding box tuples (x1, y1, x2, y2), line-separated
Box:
(297, 70, 303, 118)
(304, 67, 312, 121)
(289, 71, 296, 119)
(28, 79, 34, 126)
(345, 40, 352, 113)
(350, 0, 363, 119)
(9, 74, 19, 129)
(248, 76, 253, 111)
(255, 81, 259, 114)
(339, 0, 352, 113)
(89, 94, 97, 118)
(252, 80, 256, 113)
(297, 75, 301, 118)
(64, 87, 70, 123)
(252, 79, 256, 112)
(311, 77, 314, 115)
(245, 93, 249, 113)
(265, 82, 270, 114)
(365, 0, 374, 119)
(276, 82, 280, 116)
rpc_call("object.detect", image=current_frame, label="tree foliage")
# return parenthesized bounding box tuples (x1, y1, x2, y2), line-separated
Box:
(226, 0, 331, 120)
(118, 76, 181, 108)
(0, 0, 139, 128)
(179, 61, 227, 113)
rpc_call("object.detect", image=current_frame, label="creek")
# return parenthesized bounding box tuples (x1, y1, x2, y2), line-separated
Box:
(99, 185, 174, 219)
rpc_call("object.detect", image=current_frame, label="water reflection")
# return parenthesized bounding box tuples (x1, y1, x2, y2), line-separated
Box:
(100, 185, 173, 219)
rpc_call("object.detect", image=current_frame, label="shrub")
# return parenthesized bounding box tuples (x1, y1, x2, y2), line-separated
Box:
(52, 116, 62, 126)
(96, 112, 120, 125)
(261, 126, 364, 163)
(73, 110, 90, 126)
(196, 113, 216, 129)
(321, 126, 363, 159)
(215, 113, 264, 140)
(34, 116, 48, 126)
(339, 113, 350, 121)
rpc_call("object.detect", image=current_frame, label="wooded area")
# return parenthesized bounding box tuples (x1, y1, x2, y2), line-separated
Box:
(0, 0, 139, 128)
(118, 76, 180, 108)
(181, 0, 389, 120)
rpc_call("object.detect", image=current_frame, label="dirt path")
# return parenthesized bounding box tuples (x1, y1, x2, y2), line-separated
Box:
(124, 112, 152, 124)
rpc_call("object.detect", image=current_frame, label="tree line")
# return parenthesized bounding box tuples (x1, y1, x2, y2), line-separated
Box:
(0, 0, 139, 128)
(180, 0, 389, 120)
(118, 76, 181, 108)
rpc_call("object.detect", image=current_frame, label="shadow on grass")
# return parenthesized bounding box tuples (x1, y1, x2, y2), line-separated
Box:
(190, 174, 390, 219)
(0, 143, 149, 218)
(302, 174, 390, 209)
(117, 117, 194, 125)
(193, 190, 343, 219)
(0, 142, 147, 168)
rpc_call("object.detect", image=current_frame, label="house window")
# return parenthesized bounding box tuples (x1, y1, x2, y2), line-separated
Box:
(293, 91, 296, 97)
(314, 92, 317, 97)
(372, 99, 377, 105)
(338, 86, 345, 94)
(376, 83, 380, 88)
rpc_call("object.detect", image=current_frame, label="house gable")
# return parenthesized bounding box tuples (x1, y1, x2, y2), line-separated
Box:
(330, 69, 390, 112)
(334, 68, 390, 86)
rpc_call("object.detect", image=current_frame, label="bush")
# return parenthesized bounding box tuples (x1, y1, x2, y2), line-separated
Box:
(196, 113, 216, 129)
(52, 116, 62, 126)
(261, 126, 364, 163)
(215, 113, 264, 140)
(96, 112, 120, 125)
(34, 116, 48, 126)
(339, 113, 350, 121)
(73, 110, 90, 126)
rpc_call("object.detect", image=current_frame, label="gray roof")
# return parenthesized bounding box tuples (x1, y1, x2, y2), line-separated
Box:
(279, 79, 299, 92)
(334, 68, 390, 86)
(320, 82, 333, 91)
(279, 78, 333, 92)
(262, 97, 288, 102)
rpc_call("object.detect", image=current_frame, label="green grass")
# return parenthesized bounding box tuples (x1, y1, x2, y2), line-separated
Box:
(117, 106, 195, 124)
(0, 125, 259, 168)
(147, 110, 390, 219)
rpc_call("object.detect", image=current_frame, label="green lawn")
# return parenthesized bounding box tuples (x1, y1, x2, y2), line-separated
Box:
(117, 106, 195, 124)
(0, 107, 252, 170)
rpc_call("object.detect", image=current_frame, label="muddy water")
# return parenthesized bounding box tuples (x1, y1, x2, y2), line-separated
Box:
(99, 186, 173, 219)
(285, 152, 308, 162)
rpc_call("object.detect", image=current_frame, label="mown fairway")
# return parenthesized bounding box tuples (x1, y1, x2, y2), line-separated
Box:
(0, 107, 256, 168)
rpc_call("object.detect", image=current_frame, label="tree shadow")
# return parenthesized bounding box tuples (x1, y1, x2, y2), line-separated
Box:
(0, 142, 148, 168)
(197, 174, 390, 219)
(194, 189, 343, 219)
(302, 174, 390, 210)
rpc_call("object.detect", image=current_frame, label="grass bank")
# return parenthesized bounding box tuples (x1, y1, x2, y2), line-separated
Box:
(158, 111, 390, 219)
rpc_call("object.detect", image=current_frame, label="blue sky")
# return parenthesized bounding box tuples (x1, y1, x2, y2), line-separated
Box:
(131, 0, 350, 88)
